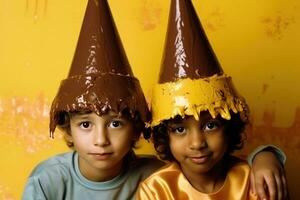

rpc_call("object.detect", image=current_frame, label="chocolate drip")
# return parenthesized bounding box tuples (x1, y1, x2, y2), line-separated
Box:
(49, 0, 149, 135)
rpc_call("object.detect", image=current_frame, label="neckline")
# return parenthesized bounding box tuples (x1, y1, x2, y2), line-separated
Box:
(71, 151, 130, 190)
(173, 162, 229, 197)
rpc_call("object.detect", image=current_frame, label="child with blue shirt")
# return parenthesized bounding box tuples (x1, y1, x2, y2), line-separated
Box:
(22, 0, 164, 199)
(22, 0, 287, 200)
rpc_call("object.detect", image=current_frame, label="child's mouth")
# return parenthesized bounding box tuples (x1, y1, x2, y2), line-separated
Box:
(189, 154, 212, 164)
(89, 152, 113, 160)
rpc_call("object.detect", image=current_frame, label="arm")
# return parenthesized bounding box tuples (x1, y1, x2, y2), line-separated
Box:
(248, 145, 288, 200)
(22, 177, 46, 200)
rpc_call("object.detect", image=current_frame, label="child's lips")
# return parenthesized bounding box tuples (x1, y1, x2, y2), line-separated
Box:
(89, 152, 113, 160)
(189, 153, 212, 164)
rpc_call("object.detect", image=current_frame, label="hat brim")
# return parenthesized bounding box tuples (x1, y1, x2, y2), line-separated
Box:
(50, 73, 150, 135)
(151, 74, 248, 127)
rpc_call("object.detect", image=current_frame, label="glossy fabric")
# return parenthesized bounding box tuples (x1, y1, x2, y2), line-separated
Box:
(136, 158, 257, 200)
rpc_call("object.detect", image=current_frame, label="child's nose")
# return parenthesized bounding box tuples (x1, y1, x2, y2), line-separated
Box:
(93, 128, 110, 146)
(189, 130, 206, 150)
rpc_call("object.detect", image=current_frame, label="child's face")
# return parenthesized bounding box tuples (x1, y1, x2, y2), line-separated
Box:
(68, 111, 136, 180)
(168, 112, 228, 176)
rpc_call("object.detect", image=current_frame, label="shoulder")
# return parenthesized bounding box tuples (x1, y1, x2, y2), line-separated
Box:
(228, 156, 250, 168)
(134, 155, 165, 170)
(28, 151, 74, 180)
(227, 156, 251, 178)
(222, 156, 255, 199)
(29, 152, 73, 173)
(135, 154, 164, 164)
(136, 162, 180, 199)
(22, 152, 75, 199)
(127, 154, 165, 180)
(142, 162, 180, 183)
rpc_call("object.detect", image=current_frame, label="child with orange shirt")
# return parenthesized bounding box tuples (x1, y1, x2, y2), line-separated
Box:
(136, 0, 288, 199)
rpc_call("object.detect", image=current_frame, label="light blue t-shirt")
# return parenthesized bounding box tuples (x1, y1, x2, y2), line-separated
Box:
(22, 151, 164, 200)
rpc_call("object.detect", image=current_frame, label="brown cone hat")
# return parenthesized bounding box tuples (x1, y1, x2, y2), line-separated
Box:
(159, 0, 223, 83)
(151, 0, 248, 126)
(50, 0, 150, 136)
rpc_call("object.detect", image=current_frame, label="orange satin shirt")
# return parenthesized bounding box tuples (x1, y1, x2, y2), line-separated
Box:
(136, 158, 258, 200)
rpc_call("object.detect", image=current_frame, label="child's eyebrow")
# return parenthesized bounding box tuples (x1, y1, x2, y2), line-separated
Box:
(108, 114, 120, 118)
(100, 112, 117, 119)
(72, 114, 91, 120)
(101, 113, 128, 121)
(73, 116, 89, 120)
(106, 111, 127, 119)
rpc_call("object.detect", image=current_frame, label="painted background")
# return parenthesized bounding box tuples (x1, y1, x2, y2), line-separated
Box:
(0, 0, 299, 199)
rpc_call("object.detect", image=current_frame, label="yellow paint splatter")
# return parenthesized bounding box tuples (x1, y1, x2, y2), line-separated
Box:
(25, 0, 48, 21)
(205, 7, 225, 32)
(0, 95, 62, 153)
(139, 0, 162, 31)
(0, 184, 15, 200)
(261, 14, 295, 40)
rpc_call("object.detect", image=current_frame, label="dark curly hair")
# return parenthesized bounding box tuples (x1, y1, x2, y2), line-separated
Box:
(152, 111, 248, 161)
(56, 109, 147, 148)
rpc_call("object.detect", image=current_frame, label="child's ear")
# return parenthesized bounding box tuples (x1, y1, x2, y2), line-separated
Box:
(65, 133, 73, 141)
(64, 133, 74, 147)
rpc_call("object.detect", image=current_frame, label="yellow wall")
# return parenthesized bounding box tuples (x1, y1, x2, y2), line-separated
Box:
(0, 0, 299, 199)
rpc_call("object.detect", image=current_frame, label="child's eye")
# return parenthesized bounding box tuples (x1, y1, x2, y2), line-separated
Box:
(108, 120, 122, 128)
(79, 121, 92, 129)
(203, 121, 219, 132)
(170, 126, 186, 135)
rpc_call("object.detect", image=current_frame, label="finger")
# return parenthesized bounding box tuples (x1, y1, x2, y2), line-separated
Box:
(250, 171, 257, 195)
(275, 174, 282, 200)
(264, 173, 277, 200)
(281, 174, 288, 200)
(255, 174, 268, 200)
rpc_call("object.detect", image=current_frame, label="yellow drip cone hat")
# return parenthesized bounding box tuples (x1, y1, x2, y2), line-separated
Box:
(151, 0, 248, 127)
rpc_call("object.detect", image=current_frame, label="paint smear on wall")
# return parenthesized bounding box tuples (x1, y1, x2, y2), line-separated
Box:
(139, 0, 162, 31)
(240, 107, 300, 199)
(244, 107, 300, 154)
(25, 0, 48, 21)
(262, 83, 269, 94)
(205, 7, 225, 32)
(261, 13, 295, 40)
(1, 95, 298, 154)
(0, 95, 62, 154)
(0, 183, 14, 200)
